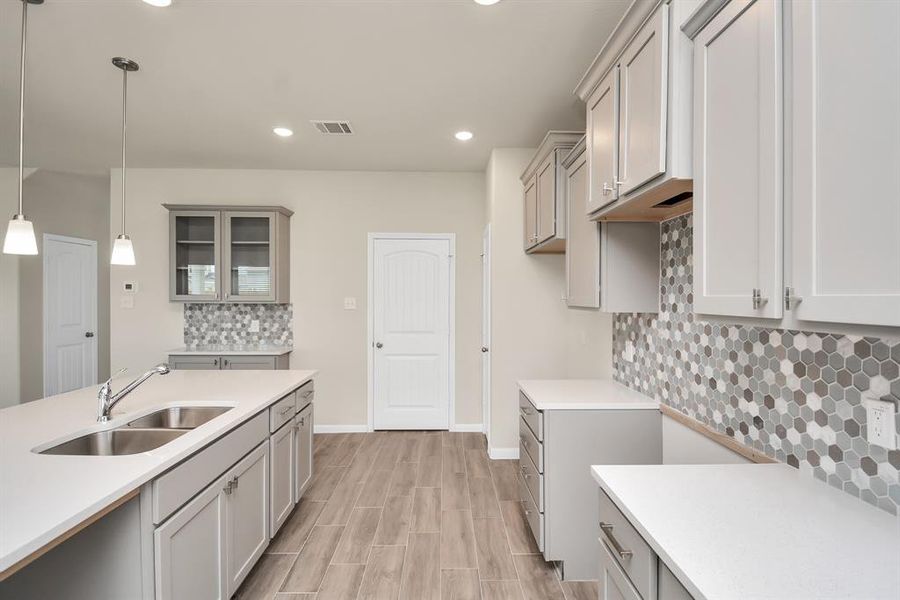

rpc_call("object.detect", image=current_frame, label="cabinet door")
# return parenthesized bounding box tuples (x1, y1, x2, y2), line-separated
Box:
(565, 149, 600, 308)
(169, 355, 221, 370)
(170, 210, 221, 302)
(221, 355, 277, 370)
(223, 212, 276, 303)
(536, 153, 557, 243)
(586, 68, 619, 214)
(154, 475, 227, 600)
(693, 0, 783, 319)
(294, 403, 314, 501)
(790, 0, 900, 326)
(617, 4, 668, 195)
(598, 537, 642, 600)
(523, 175, 538, 250)
(225, 442, 269, 597)
(269, 421, 295, 538)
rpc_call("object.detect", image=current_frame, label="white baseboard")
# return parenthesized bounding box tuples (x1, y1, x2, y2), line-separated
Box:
(450, 423, 484, 432)
(488, 447, 519, 460)
(314, 424, 369, 434)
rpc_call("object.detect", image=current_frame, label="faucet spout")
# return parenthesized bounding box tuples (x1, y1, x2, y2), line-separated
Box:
(98, 363, 170, 423)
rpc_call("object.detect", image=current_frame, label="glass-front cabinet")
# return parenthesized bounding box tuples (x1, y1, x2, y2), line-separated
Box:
(166, 205, 291, 303)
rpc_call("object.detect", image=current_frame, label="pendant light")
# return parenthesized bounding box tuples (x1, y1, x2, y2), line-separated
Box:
(110, 56, 139, 265)
(2, 0, 42, 256)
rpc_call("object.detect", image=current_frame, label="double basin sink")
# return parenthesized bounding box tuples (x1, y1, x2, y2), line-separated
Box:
(41, 406, 233, 456)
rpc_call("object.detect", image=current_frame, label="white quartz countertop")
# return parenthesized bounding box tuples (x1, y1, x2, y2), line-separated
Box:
(591, 463, 900, 600)
(517, 379, 659, 410)
(167, 344, 293, 356)
(0, 369, 315, 574)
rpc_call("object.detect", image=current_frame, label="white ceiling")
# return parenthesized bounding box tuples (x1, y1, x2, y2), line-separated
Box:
(0, 0, 628, 173)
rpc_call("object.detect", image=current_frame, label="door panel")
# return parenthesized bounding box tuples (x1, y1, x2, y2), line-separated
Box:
(524, 176, 538, 249)
(223, 212, 276, 303)
(44, 236, 97, 396)
(618, 4, 668, 195)
(373, 238, 451, 430)
(270, 422, 294, 537)
(693, 0, 783, 318)
(171, 211, 221, 302)
(295, 404, 313, 499)
(225, 443, 269, 597)
(791, 0, 900, 326)
(536, 154, 556, 243)
(587, 68, 619, 214)
(566, 150, 601, 308)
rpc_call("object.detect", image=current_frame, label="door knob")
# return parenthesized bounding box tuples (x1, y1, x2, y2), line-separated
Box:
(85, 331, 95, 338)
(481, 346, 489, 353)
(375, 342, 383, 349)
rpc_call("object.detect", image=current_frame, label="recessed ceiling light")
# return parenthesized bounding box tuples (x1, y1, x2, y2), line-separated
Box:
(474, 0, 501, 5)
(142, 0, 173, 6)
(454, 130, 474, 141)
(273, 127, 293, 138)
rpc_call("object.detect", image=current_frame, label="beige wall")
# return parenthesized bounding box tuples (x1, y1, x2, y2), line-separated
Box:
(18, 170, 111, 402)
(0, 169, 22, 408)
(109, 169, 485, 428)
(485, 149, 612, 454)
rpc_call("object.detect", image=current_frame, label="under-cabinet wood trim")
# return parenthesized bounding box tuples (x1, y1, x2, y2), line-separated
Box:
(0, 487, 141, 582)
(659, 404, 777, 464)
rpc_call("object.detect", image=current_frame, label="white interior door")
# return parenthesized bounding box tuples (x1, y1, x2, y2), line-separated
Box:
(372, 236, 452, 430)
(481, 225, 491, 446)
(43, 234, 97, 396)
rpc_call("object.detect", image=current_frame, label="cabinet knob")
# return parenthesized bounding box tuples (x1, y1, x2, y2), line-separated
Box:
(375, 342, 383, 349)
(481, 346, 489, 353)
(84, 331, 95, 338)
(213, 358, 218, 366)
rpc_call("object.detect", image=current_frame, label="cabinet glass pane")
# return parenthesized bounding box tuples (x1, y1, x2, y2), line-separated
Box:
(229, 216, 271, 298)
(175, 216, 217, 297)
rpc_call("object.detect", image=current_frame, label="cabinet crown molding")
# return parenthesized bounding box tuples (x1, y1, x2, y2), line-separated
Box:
(680, 0, 731, 40)
(561, 136, 588, 169)
(520, 130, 584, 183)
(163, 203, 294, 217)
(574, 0, 666, 101)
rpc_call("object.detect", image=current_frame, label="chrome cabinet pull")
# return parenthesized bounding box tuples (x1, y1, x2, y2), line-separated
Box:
(784, 287, 802, 310)
(752, 288, 768, 310)
(279, 405, 293, 416)
(602, 182, 614, 195)
(614, 179, 625, 187)
(224, 480, 233, 494)
(300, 417, 305, 426)
(212, 358, 218, 367)
(599, 522, 632, 560)
(231, 476, 239, 490)
(521, 406, 533, 415)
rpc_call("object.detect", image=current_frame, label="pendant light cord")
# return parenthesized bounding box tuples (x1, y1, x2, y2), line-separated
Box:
(121, 66, 128, 235)
(17, 0, 28, 216)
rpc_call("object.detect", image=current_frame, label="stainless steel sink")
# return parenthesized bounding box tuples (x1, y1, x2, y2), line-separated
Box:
(40, 428, 187, 456)
(125, 406, 232, 430)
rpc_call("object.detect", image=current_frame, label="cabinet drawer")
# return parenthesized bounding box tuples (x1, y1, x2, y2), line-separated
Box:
(598, 533, 643, 600)
(269, 392, 297, 432)
(296, 381, 314, 412)
(518, 391, 543, 441)
(153, 411, 268, 525)
(519, 417, 543, 473)
(599, 488, 657, 600)
(519, 475, 544, 552)
(518, 455, 543, 512)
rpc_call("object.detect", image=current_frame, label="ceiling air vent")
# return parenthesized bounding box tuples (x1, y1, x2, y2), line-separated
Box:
(311, 120, 354, 135)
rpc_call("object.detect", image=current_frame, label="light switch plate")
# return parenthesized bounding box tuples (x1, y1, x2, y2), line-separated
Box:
(864, 396, 898, 450)
(249, 320, 260, 333)
(344, 297, 357, 310)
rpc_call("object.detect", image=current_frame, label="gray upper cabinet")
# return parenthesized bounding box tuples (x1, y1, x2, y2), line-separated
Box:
(575, 0, 696, 222)
(166, 205, 292, 303)
(521, 131, 583, 254)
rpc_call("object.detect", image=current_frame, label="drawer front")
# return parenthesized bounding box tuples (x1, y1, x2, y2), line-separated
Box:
(599, 489, 657, 600)
(519, 475, 544, 552)
(269, 392, 297, 433)
(518, 455, 543, 512)
(153, 411, 268, 525)
(599, 534, 643, 600)
(518, 391, 543, 441)
(519, 416, 543, 473)
(296, 380, 315, 412)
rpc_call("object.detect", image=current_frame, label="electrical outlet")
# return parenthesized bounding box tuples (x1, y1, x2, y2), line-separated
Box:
(623, 341, 635, 363)
(864, 396, 898, 450)
(344, 297, 357, 310)
(249, 320, 260, 333)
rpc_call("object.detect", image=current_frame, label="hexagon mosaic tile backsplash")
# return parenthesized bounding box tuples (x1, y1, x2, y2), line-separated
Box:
(184, 303, 292, 347)
(613, 214, 900, 514)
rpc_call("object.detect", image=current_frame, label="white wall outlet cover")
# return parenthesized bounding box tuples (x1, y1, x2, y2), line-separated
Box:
(344, 297, 357, 310)
(249, 320, 260, 333)
(863, 396, 898, 450)
(624, 341, 635, 363)
(120, 295, 135, 309)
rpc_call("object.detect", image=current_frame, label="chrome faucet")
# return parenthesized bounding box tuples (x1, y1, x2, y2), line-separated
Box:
(97, 364, 170, 423)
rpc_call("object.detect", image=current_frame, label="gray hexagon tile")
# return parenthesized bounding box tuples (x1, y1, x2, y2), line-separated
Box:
(613, 214, 900, 515)
(184, 303, 292, 347)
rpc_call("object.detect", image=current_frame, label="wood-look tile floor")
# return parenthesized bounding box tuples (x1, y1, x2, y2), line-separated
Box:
(234, 431, 598, 600)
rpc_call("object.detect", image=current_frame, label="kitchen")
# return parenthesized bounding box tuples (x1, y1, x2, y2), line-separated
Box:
(0, 0, 898, 599)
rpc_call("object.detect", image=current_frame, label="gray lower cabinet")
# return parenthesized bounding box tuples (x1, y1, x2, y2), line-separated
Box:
(269, 420, 295, 538)
(269, 381, 314, 538)
(598, 487, 693, 600)
(517, 391, 661, 580)
(168, 354, 290, 370)
(294, 401, 314, 499)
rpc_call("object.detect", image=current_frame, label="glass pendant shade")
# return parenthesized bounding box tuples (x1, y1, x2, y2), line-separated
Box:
(111, 234, 136, 265)
(3, 214, 38, 255)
